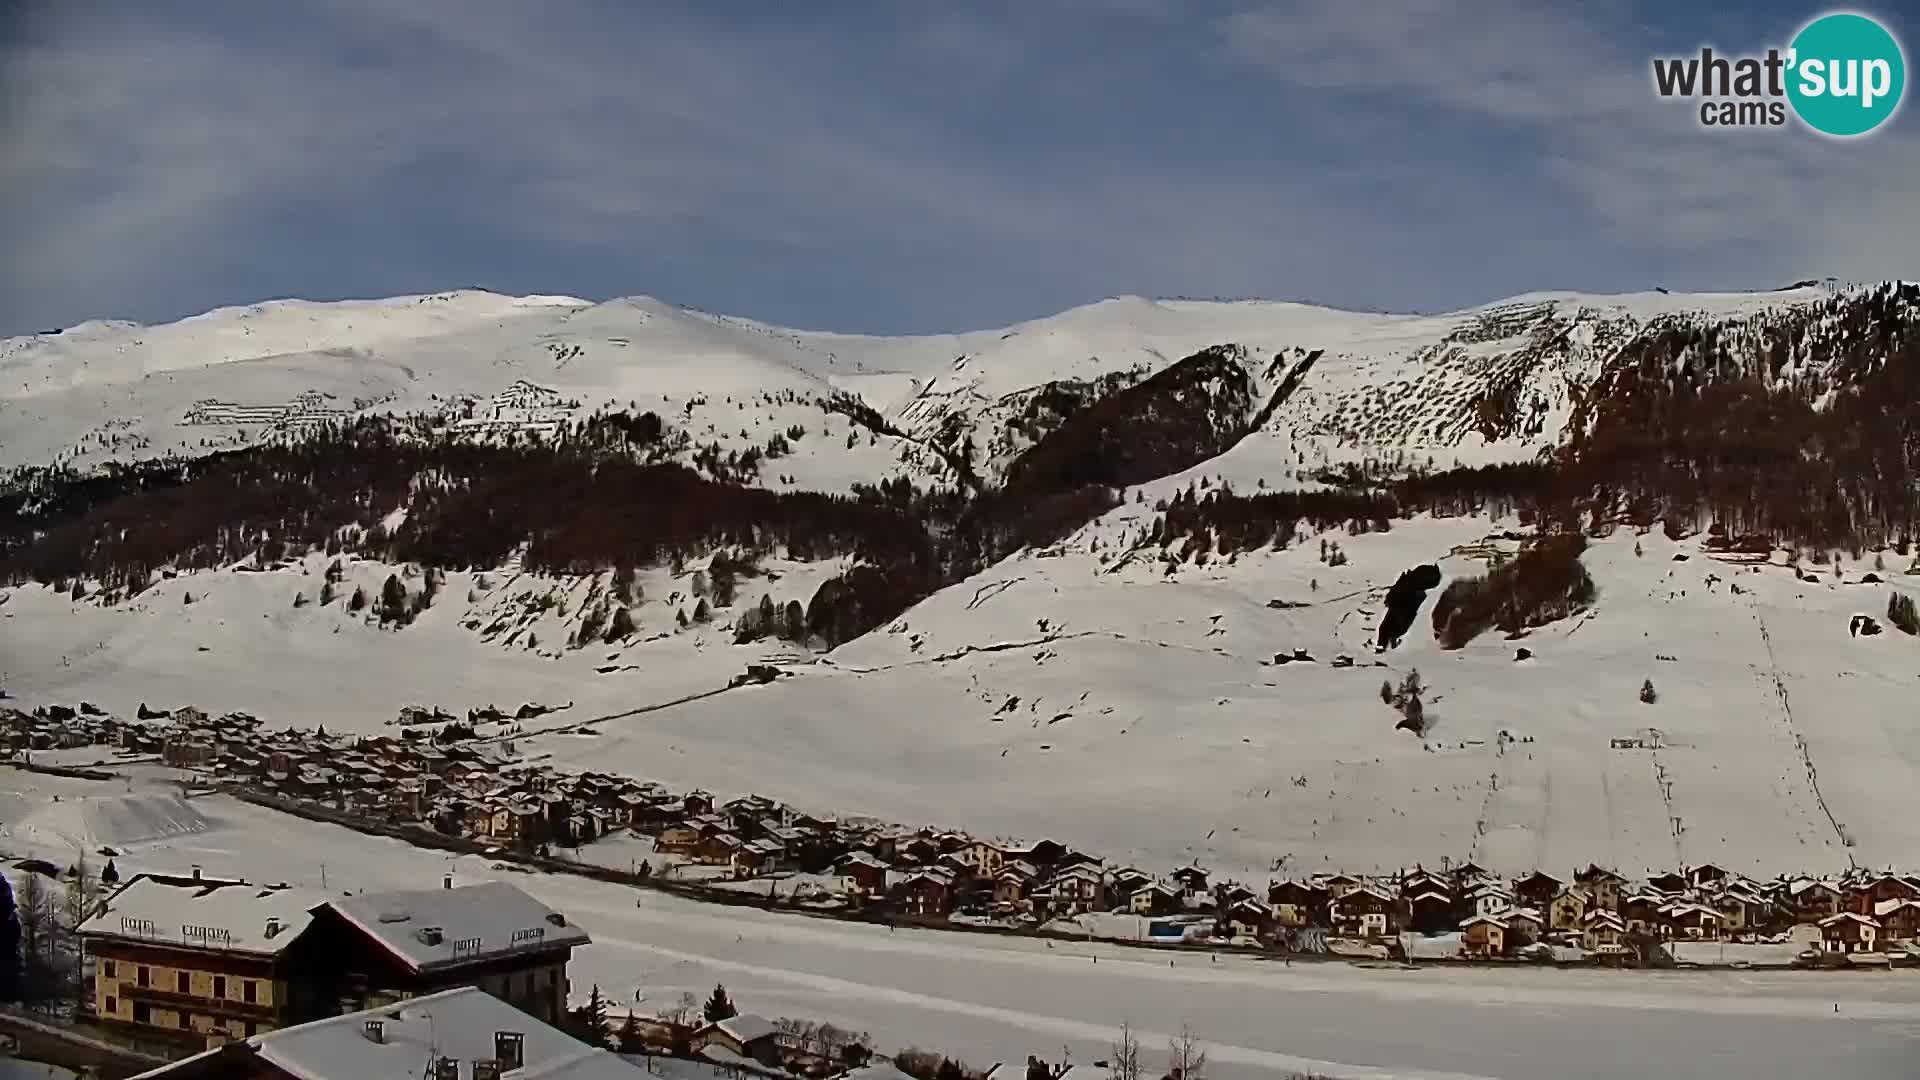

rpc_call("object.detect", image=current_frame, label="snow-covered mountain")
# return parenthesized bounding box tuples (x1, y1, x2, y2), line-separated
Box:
(5, 282, 1919, 882)
(4, 282, 1894, 484)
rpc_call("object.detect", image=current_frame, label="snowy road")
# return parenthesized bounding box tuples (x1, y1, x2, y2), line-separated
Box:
(5, 780, 1915, 1080)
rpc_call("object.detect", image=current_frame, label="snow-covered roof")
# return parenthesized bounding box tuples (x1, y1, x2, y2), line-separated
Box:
(324, 880, 590, 973)
(710, 1013, 781, 1046)
(80, 873, 324, 958)
(844, 1063, 917, 1080)
(1820, 912, 1879, 928)
(132, 985, 637, 1079)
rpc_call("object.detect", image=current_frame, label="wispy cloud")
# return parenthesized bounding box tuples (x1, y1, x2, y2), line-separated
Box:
(1221, 1, 1920, 287)
(0, 2, 1914, 336)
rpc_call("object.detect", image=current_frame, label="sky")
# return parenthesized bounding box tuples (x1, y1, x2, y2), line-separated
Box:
(2, 1, 1918, 337)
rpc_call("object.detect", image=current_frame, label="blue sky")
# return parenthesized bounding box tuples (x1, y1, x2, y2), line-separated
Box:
(3, 1, 1917, 336)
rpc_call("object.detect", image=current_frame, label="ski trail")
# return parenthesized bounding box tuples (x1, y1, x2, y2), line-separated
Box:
(1747, 599, 1854, 865)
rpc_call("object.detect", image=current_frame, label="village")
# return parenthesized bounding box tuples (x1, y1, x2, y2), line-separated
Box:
(5, 701, 1918, 970)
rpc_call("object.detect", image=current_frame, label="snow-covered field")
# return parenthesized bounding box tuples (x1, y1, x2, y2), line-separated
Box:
(8, 509, 1918, 881)
(2, 773, 1914, 1080)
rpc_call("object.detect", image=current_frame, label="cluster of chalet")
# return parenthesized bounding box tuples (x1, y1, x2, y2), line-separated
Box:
(0, 703, 258, 760)
(80, 866, 589, 1053)
(14, 702, 1917, 961)
(1262, 861, 1920, 959)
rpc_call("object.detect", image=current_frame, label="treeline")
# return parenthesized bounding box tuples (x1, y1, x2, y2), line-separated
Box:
(1000, 345, 1255, 500)
(1565, 285, 1920, 551)
(0, 419, 931, 606)
(1148, 462, 1559, 561)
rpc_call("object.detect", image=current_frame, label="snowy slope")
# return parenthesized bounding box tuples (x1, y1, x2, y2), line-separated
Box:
(6, 281, 1917, 885)
(7, 515, 1917, 881)
(0, 284, 1848, 485)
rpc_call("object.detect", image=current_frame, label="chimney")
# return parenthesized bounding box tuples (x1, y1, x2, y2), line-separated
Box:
(494, 1032, 525, 1070)
(362, 1020, 385, 1044)
(432, 1059, 459, 1080)
(265, 917, 283, 939)
(443, 874, 454, 891)
(472, 1061, 502, 1080)
(191, 865, 203, 881)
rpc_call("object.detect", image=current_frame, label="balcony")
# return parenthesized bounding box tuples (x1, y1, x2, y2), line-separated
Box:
(122, 983, 278, 1022)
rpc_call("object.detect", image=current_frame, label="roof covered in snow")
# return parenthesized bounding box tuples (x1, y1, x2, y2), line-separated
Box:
(707, 1013, 781, 1046)
(131, 985, 638, 1079)
(324, 880, 590, 973)
(79, 873, 325, 957)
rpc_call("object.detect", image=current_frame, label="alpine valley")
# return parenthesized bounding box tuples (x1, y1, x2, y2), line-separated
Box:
(5, 281, 1920, 884)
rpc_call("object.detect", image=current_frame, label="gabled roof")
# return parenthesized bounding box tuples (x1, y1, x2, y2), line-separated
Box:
(322, 880, 590, 974)
(80, 873, 324, 958)
(1820, 912, 1880, 929)
(707, 1013, 781, 1046)
(133, 985, 635, 1080)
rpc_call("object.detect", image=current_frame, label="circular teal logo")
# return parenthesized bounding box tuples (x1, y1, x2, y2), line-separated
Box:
(1787, 12, 1906, 137)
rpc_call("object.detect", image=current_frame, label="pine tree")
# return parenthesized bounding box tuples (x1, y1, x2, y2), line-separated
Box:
(703, 983, 737, 1023)
(1640, 679, 1658, 704)
(1890, 592, 1920, 636)
(319, 580, 336, 606)
(605, 607, 636, 642)
(693, 599, 712, 624)
(584, 984, 608, 1041)
(101, 859, 119, 885)
(349, 586, 368, 612)
(380, 574, 408, 623)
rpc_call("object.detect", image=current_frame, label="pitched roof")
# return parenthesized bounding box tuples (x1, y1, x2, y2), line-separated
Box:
(80, 873, 324, 958)
(710, 1013, 781, 1046)
(1820, 912, 1880, 929)
(131, 985, 636, 1080)
(323, 881, 590, 974)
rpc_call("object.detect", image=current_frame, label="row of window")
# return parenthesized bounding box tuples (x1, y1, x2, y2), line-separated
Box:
(101, 960, 260, 1003)
(104, 997, 265, 1037)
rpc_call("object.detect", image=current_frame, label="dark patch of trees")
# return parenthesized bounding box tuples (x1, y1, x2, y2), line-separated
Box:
(1431, 534, 1596, 649)
(1889, 592, 1919, 636)
(0, 420, 929, 599)
(1376, 564, 1442, 650)
(1563, 288, 1920, 550)
(1000, 346, 1255, 500)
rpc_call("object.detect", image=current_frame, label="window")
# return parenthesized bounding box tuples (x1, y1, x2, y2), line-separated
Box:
(102, 960, 116, 978)
(104, 996, 118, 1015)
(177, 971, 191, 994)
(242, 980, 257, 1004)
(213, 976, 226, 999)
(132, 1002, 151, 1024)
(137, 966, 150, 988)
